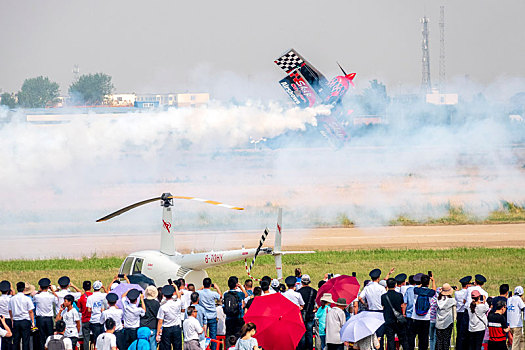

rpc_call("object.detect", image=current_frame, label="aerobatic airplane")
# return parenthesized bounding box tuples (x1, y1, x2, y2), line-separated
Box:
(274, 48, 357, 146)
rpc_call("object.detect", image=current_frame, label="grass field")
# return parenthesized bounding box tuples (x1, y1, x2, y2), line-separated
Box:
(1, 248, 523, 295)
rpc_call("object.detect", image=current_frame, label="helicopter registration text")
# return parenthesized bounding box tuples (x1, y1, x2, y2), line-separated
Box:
(204, 253, 223, 264)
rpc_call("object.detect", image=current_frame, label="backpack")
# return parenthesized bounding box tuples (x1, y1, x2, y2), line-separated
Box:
(223, 291, 240, 317)
(414, 288, 433, 316)
(47, 336, 66, 350)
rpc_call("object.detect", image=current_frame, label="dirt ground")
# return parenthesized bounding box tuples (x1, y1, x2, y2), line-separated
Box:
(7, 223, 525, 259)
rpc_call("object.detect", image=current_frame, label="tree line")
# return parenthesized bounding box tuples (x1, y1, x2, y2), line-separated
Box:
(0, 73, 114, 109)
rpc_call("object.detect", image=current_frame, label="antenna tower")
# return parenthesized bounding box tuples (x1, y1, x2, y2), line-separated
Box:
(439, 6, 446, 93)
(73, 64, 80, 82)
(420, 16, 431, 94)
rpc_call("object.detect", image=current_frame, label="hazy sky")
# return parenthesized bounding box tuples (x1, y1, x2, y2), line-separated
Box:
(1, 0, 524, 99)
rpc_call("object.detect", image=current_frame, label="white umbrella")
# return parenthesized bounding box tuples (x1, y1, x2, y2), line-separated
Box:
(340, 311, 385, 343)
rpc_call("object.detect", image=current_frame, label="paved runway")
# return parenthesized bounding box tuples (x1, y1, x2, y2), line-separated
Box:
(7, 223, 525, 259)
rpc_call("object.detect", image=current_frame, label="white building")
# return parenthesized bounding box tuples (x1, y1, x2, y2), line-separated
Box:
(135, 93, 209, 107)
(108, 93, 136, 106)
(426, 91, 458, 105)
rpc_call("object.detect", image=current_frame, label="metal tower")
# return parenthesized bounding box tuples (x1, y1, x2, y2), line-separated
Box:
(420, 16, 431, 94)
(439, 6, 446, 93)
(72, 64, 80, 82)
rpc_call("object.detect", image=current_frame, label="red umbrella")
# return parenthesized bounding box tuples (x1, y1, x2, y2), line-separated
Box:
(244, 293, 305, 350)
(315, 275, 360, 306)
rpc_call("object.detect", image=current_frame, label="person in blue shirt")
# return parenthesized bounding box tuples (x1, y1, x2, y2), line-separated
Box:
(404, 275, 417, 350)
(223, 276, 247, 343)
(197, 278, 221, 350)
(127, 327, 150, 350)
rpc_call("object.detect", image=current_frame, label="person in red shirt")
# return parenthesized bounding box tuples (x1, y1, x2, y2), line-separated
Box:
(487, 300, 511, 350)
(77, 281, 93, 350)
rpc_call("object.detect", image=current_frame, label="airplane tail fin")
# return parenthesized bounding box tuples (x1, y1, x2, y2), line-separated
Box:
(160, 194, 176, 255)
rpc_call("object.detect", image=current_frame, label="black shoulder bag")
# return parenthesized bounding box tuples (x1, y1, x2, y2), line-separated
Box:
(385, 293, 407, 325)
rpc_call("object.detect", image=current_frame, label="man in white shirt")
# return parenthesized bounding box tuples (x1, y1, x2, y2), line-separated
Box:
(0, 281, 13, 350)
(99, 293, 124, 350)
(55, 277, 82, 314)
(454, 276, 472, 350)
(395, 274, 408, 294)
(183, 306, 203, 350)
(86, 281, 107, 344)
(359, 269, 389, 350)
(8, 282, 35, 350)
(324, 294, 347, 350)
(507, 286, 525, 350)
(45, 320, 72, 350)
(157, 285, 182, 350)
(34, 278, 58, 350)
(95, 318, 117, 350)
(410, 274, 436, 350)
(0, 316, 13, 339)
(283, 276, 304, 309)
(121, 289, 146, 348)
(465, 274, 488, 306)
(55, 295, 81, 350)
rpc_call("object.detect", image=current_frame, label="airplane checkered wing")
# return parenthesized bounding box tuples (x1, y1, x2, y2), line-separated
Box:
(274, 49, 305, 73)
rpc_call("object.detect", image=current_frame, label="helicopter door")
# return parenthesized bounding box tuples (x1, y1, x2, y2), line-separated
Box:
(120, 257, 134, 275)
(132, 258, 144, 275)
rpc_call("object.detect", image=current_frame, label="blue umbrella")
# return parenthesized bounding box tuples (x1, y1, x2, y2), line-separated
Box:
(340, 311, 384, 343)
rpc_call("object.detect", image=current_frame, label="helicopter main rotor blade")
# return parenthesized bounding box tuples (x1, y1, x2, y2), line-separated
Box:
(168, 196, 244, 210)
(96, 197, 161, 222)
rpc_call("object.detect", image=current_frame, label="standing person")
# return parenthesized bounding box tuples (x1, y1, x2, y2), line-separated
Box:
(381, 278, 409, 350)
(99, 293, 124, 350)
(507, 286, 525, 350)
(404, 275, 417, 350)
(410, 274, 436, 350)
(244, 281, 253, 298)
(467, 290, 489, 350)
(359, 269, 387, 350)
(183, 306, 203, 350)
(77, 281, 93, 350)
(487, 301, 509, 350)
(325, 294, 347, 350)
(0, 316, 13, 340)
(94, 318, 117, 350)
(283, 276, 305, 309)
(44, 320, 72, 350)
(297, 275, 317, 350)
(435, 284, 455, 350)
(189, 292, 207, 350)
(127, 326, 151, 350)
(156, 284, 183, 350)
(466, 275, 488, 306)
(223, 276, 247, 341)
(353, 333, 380, 350)
(395, 274, 408, 295)
(33, 278, 58, 350)
(55, 277, 82, 312)
(55, 295, 81, 350)
(316, 298, 331, 350)
(490, 284, 509, 315)
(429, 288, 440, 350)
(122, 289, 146, 348)
(140, 286, 161, 350)
(86, 281, 107, 348)
(8, 282, 35, 350)
(455, 276, 472, 350)
(234, 322, 259, 350)
(197, 278, 222, 350)
(0, 281, 13, 350)
(244, 287, 261, 313)
(295, 268, 303, 290)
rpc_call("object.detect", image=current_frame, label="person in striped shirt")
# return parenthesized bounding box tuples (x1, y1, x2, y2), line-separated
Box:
(487, 300, 510, 350)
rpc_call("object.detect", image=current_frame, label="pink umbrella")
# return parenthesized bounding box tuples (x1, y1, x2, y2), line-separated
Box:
(316, 275, 360, 306)
(111, 283, 145, 309)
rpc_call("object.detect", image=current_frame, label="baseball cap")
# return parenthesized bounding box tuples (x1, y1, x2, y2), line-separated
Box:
(93, 281, 103, 290)
(270, 279, 280, 288)
(301, 274, 311, 284)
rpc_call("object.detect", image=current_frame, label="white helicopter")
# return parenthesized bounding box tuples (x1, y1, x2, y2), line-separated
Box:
(96, 193, 313, 286)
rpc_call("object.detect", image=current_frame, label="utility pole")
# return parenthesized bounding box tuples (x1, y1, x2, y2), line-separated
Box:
(72, 64, 80, 82)
(420, 16, 431, 94)
(439, 6, 446, 93)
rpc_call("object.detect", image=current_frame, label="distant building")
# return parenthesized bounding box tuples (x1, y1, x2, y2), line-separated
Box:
(426, 90, 458, 105)
(134, 93, 209, 107)
(108, 93, 136, 107)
